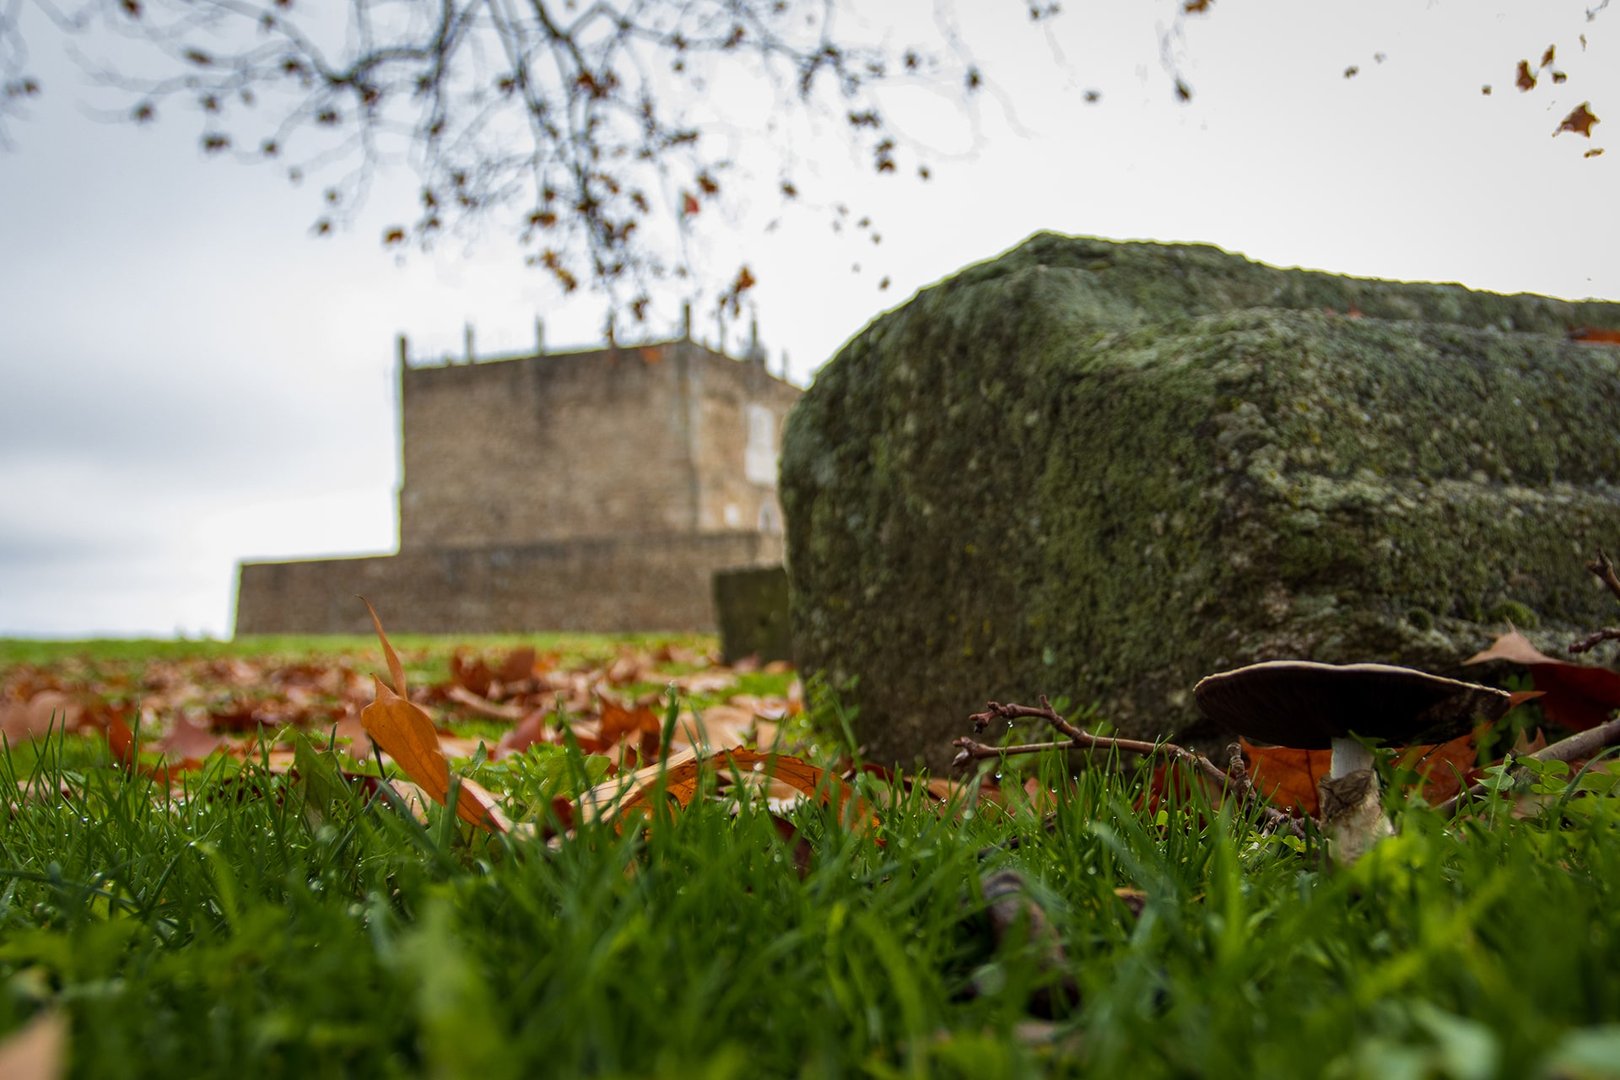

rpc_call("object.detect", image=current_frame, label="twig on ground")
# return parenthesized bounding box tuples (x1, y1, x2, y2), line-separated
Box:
(1572, 550, 1620, 654)
(952, 697, 1302, 837)
(1436, 713, 1620, 818)
(1567, 627, 1620, 656)
(1586, 548, 1620, 605)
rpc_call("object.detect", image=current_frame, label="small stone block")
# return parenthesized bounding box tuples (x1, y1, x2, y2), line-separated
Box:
(713, 565, 793, 664)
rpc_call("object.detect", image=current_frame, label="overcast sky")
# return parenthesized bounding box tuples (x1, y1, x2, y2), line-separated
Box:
(1, 0, 1616, 638)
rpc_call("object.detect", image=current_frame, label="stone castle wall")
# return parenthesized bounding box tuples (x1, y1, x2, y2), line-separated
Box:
(235, 335, 802, 635)
(236, 531, 784, 634)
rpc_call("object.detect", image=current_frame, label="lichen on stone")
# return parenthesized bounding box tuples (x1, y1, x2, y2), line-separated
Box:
(782, 233, 1620, 769)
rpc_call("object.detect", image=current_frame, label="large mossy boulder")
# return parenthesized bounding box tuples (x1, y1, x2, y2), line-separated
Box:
(781, 233, 1620, 770)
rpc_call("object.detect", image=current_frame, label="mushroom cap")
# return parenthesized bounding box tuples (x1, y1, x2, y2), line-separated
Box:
(1193, 661, 1514, 749)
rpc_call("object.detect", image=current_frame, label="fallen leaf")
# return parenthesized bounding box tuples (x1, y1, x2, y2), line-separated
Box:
(445, 685, 523, 721)
(495, 710, 553, 756)
(449, 653, 493, 697)
(0, 1010, 66, 1080)
(580, 746, 872, 830)
(362, 600, 507, 833)
(1516, 59, 1538, 92)
(0, 691, 80, 746)
(769, 813, 814, 878)
(1570, 327, 1620, 344)
(1465, 629, 1620, 731)
(1555, 102, 1599, 137)
(496, 646, 537, 684)
(597, 701, 661, 757)
(671, 704, 757, 751)
(151, 713, 225, 762)
(1397, 729, 1483, 803)
(1241, 740, 1331, 816)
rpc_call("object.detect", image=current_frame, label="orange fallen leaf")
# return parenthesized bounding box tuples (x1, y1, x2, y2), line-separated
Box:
(362, 599, 507, 833)
(1397, 730, 1484, 803)
(1241, 740, 1331, 816)
(1570, 327, 1620, 345)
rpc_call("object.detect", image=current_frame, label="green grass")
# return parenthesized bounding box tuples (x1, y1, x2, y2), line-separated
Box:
(3, 722, 1620, 1078)
(0, 633, 718, 687)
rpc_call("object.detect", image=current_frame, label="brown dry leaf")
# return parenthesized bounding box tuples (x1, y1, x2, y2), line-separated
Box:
(495, 710, 553, 756)
(1398, 730, 1482, 803)
(1570, 327, 1620, 344)
(769, 814, 814, 878)
(1516, 59, 1538, 92)
(672, 670, 737, 696)
(0, 691, 81, 746)
(598, 701, 661, 752)
(579, 746, 872, 831)
(1241, 739, 1331, 816)
(151, 713, 225, 762)
(361, 600, 507, 833)
(496, 646, 537, 684)
(362, 676, 508, 833)
(577, 746, 700, 822)
(672, 704, 757, 751)
(1556, 102, 1599, 136)
(0, 1010, 66, 1080)
(1466, 628, 1620, 731)
(445, 685, 524, 721)
(449, 653, 493, 697)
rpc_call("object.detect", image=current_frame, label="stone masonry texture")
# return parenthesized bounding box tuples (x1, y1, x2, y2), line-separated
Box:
(780, 233, 1620, 771)
(235, 338, 801, 634)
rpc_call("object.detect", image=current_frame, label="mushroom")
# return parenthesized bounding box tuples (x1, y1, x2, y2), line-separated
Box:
(1193, 661, 1514, 779)
(1194, 661, 1515, 863)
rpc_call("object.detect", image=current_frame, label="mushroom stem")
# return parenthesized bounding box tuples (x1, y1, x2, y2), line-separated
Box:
(1329, 736, 1375, 779)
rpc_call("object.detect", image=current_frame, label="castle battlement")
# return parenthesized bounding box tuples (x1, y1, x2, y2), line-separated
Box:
(233, 324, 801, 635)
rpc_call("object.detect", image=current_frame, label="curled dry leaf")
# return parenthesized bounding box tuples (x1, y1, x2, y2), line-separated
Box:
(361, 599, 508, 833)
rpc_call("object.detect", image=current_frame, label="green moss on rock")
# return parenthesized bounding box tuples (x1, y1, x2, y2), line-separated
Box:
(781, 234, 1620, 769)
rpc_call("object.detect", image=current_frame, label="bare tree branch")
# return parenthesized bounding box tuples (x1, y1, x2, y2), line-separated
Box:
(1436, 713, 1620, 818)
(5, 0, 1043, 316)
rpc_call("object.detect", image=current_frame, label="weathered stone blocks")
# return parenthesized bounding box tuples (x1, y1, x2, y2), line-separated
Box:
(712, 565, 793, 664)
(781, 233, 1620, 769)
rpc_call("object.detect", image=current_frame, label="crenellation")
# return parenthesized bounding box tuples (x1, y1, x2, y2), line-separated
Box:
(235, 327, 801, 634)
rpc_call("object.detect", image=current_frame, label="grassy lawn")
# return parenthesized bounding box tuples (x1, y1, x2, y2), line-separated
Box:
(3, 638, 1620, 1077)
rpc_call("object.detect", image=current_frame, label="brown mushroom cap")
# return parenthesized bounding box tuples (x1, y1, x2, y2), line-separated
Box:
(1193, 661, 1514, 749)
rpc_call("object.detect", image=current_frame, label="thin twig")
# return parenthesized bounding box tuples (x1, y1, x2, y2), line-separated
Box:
(954, 697, 1302, 836)
(1568, 627, 1620, 656)
(1587, 548, 1620, 605)
(1436, 714, 1620, 818)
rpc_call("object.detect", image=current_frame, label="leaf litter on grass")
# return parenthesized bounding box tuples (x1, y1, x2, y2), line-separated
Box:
(0, 604, 813, 834)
